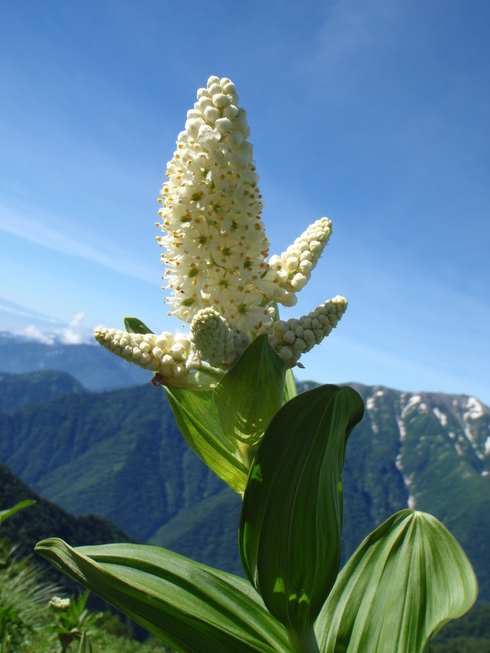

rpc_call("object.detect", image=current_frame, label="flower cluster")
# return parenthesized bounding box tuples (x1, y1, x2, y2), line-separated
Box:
(94, 327, 200, 381)
(95, 76, 348, 385)
(157, 75, 273, 333)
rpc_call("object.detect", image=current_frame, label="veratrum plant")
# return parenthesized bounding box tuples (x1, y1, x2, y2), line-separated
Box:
(36, 77, 477, 653)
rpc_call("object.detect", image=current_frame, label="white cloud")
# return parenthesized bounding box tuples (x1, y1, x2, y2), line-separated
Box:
(6, 312, 93, 346)
(58, 313, 92, 345)
(14, 325, 55, 345)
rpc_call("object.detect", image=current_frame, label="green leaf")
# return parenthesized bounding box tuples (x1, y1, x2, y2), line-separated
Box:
(283, 369, 297, 404)
(0, 499, 36, 525)
(35, 539, 291, 653)
(124, 316, 154, 334)
(181, 362, 225, 391)
(164, 388, 249, 493)
(239, 385, 364, 635)
(314, 510, 478, 653)
(214, 334, 287, 445)
(78, 630, 94, 653)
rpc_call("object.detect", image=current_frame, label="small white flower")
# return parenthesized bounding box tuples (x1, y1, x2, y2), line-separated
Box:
(49, 596, 71, 610)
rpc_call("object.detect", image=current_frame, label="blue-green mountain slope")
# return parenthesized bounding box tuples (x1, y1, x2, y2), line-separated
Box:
(0, 334, 147, 391)
(0, 370, 86, 412)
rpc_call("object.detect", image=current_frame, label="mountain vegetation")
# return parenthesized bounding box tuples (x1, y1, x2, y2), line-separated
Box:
(0, 365, 489, 649)
(0, 370, 86, 413)
(0, 372, 488, 599)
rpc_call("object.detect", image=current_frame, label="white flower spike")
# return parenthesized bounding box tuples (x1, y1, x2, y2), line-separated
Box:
(95, 76, 348, 380)
(156, 76, 271, 334)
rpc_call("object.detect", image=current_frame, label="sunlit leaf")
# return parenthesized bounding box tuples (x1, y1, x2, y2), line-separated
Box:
(314, 510, 478, 653)
(165, 388, 249, 493)
(124, 316, 154, 334)
(283, 369, 297, 404)
(35, 539, 291, 653)
(214, 335, 287, 445)
(239, 384, 364, 635)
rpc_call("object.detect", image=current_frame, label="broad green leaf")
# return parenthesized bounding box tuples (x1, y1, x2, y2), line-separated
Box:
(35, 539, 291, 653)
(283, 369, 297, 404)
(124, 316, 154, 334)
(0, 499, 36, 524)
(164, 387, 249, 493)
(239, 385, 364, 634)
(314, 510, 478, 653)
(214, 334, 287, 445)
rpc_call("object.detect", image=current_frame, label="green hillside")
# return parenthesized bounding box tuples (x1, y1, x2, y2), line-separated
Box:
(0, 370, 86, 412)
(0, 462, 133, 593)
(148, 487, 242, 576)
(0, 382, 229, 544)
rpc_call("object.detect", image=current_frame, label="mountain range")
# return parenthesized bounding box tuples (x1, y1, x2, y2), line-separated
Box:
(0, 347, 488, 600)
(0, 333, 148, 391)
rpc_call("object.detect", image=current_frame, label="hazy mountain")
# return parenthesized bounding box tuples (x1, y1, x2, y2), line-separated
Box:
(0, 371, 489, 598)
(0, 334, 148, 391)
(0, 370, 86, 412)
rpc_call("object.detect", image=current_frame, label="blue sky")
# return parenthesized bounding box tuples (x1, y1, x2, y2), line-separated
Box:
(1, 1, 489, 403)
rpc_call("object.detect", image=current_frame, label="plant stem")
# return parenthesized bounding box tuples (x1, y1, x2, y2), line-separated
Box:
(287, 626, 321, 653)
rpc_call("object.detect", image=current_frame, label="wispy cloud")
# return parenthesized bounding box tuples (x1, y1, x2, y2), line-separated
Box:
(0, 298, 94, 345)
(0, 302, 63, 324)
(297, 0, 404, 99)
(0, 199, 155, 283)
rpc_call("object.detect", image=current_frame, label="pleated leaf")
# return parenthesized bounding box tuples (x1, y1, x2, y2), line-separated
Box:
(164, 387, 249, 493)
(124, 316, 154, 334)
(35, 539, 291, 653)
(214, 334, 287, 445)
(314, 510, 478, 653)
(239, 384, 364, 634)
